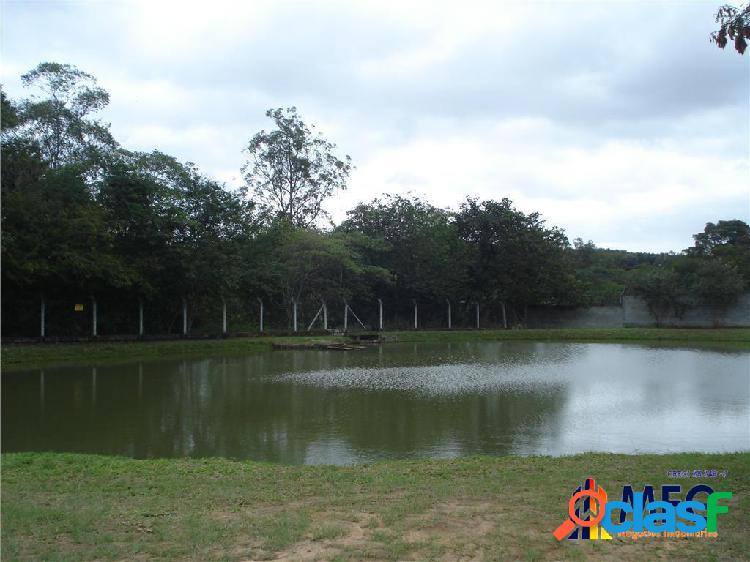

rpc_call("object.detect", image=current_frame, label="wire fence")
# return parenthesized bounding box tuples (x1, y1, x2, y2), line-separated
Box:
(2, 290, 524, 340)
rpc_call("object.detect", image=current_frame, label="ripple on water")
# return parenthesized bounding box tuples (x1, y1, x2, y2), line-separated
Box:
(276, 362, 562, 397)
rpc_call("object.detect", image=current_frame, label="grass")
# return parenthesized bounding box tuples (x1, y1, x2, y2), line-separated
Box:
(2, 452, 749, 561)
(2, 328, 749, 371)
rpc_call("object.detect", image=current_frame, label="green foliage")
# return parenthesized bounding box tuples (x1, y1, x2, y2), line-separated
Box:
(242, 107, 352, 227)
(14, 62, 116, 171)
(631, 255, 745, 325)
(1, 156, 132, 294)
(455, 198, 578, 308)
(340, 195, 469, 301)
(687, 220, 750, 285)
(1, 88, 20, 130)
(569, 238, 668, 306)
(630, 265, 687, 325)
(677, 257, 745, 308)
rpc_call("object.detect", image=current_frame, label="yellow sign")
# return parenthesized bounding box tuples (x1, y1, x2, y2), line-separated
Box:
(74, 304, 84, 312)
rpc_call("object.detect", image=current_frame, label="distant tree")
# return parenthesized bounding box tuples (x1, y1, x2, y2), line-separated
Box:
(242, 107, 352, 228)
(682, 258, 745, 308)
(687, 220, 750, 285)
(13, 62, 116, 170)
(630, 266, 687, 327)
(455, 198, 578, 317)
(340, 195, 469, 301)
(630, 255, 744, 326)
(711, 2, 750, 54)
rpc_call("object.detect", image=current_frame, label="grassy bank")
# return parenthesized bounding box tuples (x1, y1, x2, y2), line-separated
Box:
(2, 328, 749, 371)
(2, 452, 748, 561)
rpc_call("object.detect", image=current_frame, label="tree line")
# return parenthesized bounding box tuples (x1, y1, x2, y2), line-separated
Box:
(2, 62, 749, 336)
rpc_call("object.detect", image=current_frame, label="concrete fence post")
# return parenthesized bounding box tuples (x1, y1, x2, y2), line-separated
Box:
(40, 295, 46, 339)
(257, 297, 264, 333)
(446, 299, 452, 330)
(182, 298, 188, 336)
(293, 300, 298, 332)
(475, 302, 480, 329)
(221, 297, 227, 335)
(91, 296, 98, 337)
(138, 299, 144, 336)
(378, 298, 383, 331)
(413, 299, 418, 330)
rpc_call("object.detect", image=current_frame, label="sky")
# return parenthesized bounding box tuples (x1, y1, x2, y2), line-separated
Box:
(1, 0, 748, 252)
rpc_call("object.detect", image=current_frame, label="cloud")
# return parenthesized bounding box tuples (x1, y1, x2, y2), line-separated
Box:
(1, 0, 747, 252)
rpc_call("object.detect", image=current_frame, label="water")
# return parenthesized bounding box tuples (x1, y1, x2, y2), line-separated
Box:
(2, 342, 748, 464)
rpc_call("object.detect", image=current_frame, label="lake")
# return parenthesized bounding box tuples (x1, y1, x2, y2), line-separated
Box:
(2, 341, 748, 464)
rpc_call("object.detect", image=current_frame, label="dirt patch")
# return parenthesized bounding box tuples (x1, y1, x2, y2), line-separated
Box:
(246, 519, 367, 562)
(250, 498, 500, 562)
(403, 499, 496, 546)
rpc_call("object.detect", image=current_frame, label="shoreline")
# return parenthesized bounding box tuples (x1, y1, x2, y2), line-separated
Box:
(2, 327, 749, 372)
(0, 328, 750, 372)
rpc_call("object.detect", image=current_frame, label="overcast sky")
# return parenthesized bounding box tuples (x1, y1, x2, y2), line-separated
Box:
(2, 0, 748, 251)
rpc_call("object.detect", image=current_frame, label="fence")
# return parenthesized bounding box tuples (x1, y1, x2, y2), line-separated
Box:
(3, 291, 748, 340)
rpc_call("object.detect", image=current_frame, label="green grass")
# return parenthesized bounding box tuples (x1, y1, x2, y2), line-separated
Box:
(385, 327, 750, 344)
(0, 335, 344, 371)
(2, 452, 748, 561)
(2, 328, 749, 371)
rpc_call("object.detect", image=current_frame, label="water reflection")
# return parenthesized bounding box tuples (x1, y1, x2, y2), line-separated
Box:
(2, 342, 748, 464)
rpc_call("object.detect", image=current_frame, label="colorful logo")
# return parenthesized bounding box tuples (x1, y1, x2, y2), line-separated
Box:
(554, 479, 732, 541)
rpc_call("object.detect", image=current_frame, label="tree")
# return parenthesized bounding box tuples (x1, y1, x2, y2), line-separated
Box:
(14, 62, 116, 170)
(681, 258, 745, 308)
(455, 198, 579, 317)
(711, 2, 750, 54)
(687, 220, 750, 285)
(1, 88, 19, 130)
(630, 255, 744, 326)
(1, 162, 132, 296)
(630, 265, 687, 327)
(116, 151, 255, 300)
(340, 195, 469, 302)
(270, 227, 369, 327)
(242, 107, 352, 228)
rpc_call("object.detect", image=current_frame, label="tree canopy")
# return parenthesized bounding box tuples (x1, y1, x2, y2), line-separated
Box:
(242, 107, 352, 228)
(12, 62, 117, 171)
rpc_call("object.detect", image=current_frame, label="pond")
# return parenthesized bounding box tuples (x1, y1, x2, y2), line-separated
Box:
(2, 342, 748, 464)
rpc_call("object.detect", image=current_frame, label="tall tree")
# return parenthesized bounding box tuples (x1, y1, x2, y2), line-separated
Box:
(242, 107, 351, 227)
(15, 62, 116, 171)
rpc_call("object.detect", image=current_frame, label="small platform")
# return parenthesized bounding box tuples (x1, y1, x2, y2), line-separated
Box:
(272, 341, 369, 351)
